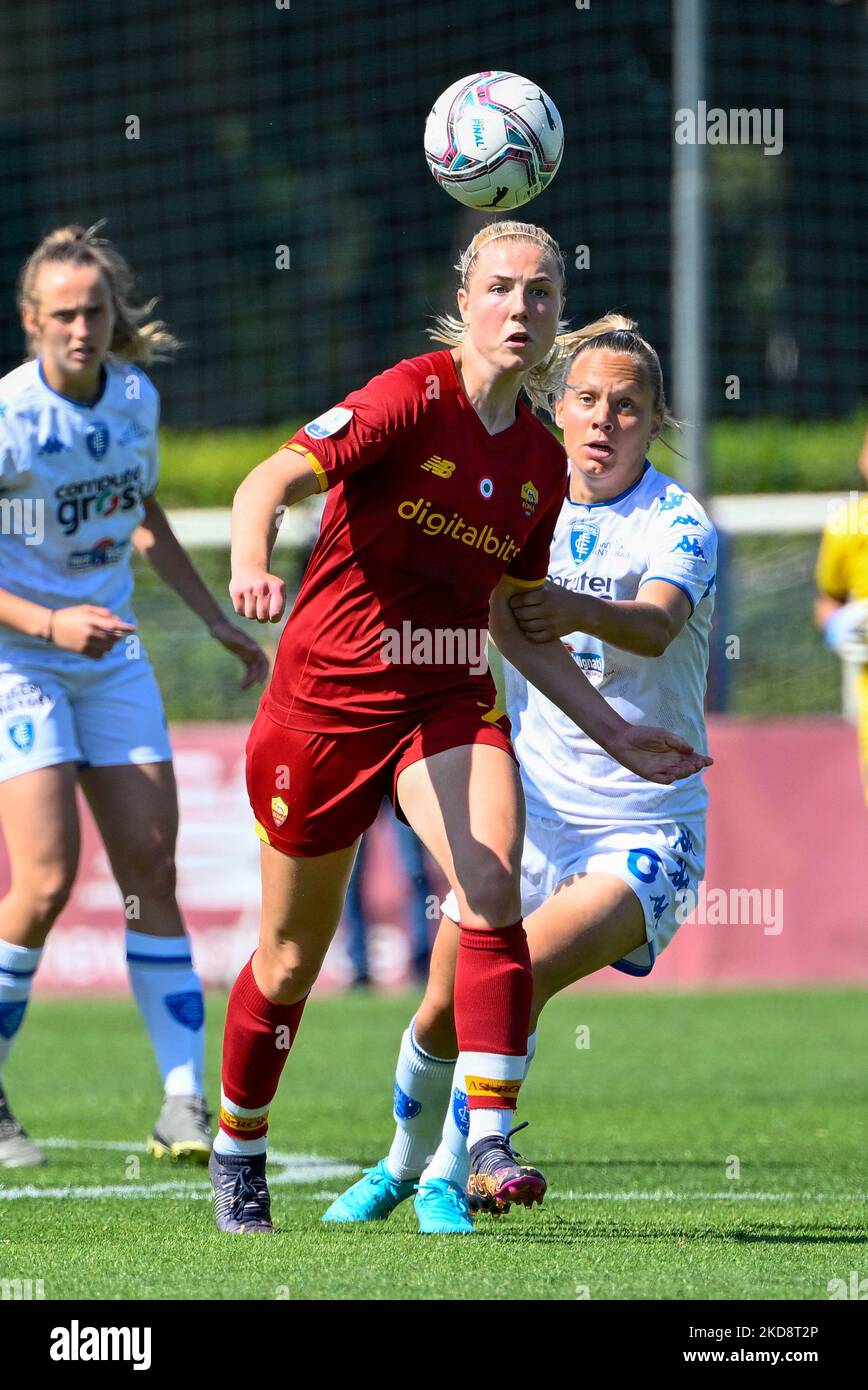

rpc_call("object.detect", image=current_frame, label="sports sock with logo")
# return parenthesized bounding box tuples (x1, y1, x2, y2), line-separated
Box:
(421, 1028, 538, 1187)
(214, 956, 307, 1158)
(125, 928, 205, 1097)
(0, 940, 42, 1079)
(453, 921, 532, 1147)
(385, 1017, 456, 1181)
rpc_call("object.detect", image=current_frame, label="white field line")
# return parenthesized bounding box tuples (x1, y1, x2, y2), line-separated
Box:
(0, 1142, 863, 1204)
(0, 1138, 354, 1199)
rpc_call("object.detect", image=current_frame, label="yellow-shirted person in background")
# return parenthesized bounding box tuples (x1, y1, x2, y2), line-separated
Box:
(815, 424, 868, 803)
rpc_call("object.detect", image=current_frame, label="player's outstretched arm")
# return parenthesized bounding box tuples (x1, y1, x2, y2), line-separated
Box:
(489, 578, 711, 785)
(230, 447, 323, 623)
(508, 577, 691, 656)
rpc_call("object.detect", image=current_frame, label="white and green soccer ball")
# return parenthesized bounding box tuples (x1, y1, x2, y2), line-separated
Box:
(424, 71, 564, 211)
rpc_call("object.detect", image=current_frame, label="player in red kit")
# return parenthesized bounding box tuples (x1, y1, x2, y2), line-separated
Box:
(209, 220, 710, 1233)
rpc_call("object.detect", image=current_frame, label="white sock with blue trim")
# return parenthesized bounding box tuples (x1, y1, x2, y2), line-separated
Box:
(385, 1017, 456, 1181)
(0, 940, 42, 1079)
(420, 1029, 538, 1189)
(125, 929, 205, 1097)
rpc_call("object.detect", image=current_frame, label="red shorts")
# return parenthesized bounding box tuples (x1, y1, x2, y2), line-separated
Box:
(246, 697, 517, 857)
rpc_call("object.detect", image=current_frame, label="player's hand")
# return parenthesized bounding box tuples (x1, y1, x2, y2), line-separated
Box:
(509, 581, 576, 642)
(208, 616, 271, 689)
(50, 605, 137, 659)
(824, 599, 868, 664)
(606, 722, 713, 785)
(229, 568, 286, 623)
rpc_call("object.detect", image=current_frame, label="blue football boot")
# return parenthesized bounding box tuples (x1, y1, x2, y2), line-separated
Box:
(414, 1178, 477, 1235)
(322, 1158, 416, 1223)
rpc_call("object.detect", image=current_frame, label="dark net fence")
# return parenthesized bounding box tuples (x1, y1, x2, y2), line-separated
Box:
(0, 0, 864, 429)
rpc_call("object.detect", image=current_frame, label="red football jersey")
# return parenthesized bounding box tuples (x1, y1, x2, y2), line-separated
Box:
(264, 348, 567, 729)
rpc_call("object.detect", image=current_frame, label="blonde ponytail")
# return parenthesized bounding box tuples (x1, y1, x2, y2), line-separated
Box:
(18, 221, 180, 365)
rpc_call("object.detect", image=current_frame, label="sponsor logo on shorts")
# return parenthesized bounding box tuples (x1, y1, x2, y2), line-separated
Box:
(219, 1106, 269, 1133)
(0, 681, 51, 717)
(271, 796, 288, 828)
(465, 1075, 522, 1100)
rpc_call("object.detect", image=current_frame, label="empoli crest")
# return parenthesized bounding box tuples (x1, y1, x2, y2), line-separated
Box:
(570, 518, 599, 564)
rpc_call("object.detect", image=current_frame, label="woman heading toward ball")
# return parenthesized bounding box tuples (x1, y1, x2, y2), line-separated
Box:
(210, 219, 710, 1233)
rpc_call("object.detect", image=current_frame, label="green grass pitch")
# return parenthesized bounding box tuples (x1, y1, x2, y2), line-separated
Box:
(1, 988, 864, 1301)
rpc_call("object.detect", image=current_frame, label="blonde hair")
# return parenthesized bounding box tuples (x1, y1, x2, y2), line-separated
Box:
(559, 312, 682, 442)
(428, 219, 572, 417)
(17, 222, 180, 365)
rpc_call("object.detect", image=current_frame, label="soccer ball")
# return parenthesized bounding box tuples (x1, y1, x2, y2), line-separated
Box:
(424, 71, 564, 211)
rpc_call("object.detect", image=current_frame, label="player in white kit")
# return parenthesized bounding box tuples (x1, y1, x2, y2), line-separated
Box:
(0, 224, 268, 1167)
(323, 313, 716, 1232)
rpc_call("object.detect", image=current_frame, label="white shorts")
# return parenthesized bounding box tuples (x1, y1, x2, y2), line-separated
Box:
(0, 644, 172, 784)
(442, 811, 706, 976)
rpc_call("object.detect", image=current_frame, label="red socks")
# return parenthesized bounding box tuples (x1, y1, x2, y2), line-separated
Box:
(453, 920, 532, 1112)
(218, 957, 307, 1144)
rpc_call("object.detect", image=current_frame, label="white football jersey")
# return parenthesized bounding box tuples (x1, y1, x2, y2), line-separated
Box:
(0, 358, 159, 649)
(503, 460, 716, 823)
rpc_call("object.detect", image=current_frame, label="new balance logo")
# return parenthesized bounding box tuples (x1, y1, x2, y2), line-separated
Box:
(421, 455, 457, 478)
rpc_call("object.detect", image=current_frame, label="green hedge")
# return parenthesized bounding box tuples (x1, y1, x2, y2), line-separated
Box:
(156, 413, 868, 509)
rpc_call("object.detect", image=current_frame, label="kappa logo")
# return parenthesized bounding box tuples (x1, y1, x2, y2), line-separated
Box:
(38, 434, 67, 455)
(520, 480, 539, 516)
(271, 795, 288, 828)
(421, 454, 457, 478)
(570, 519, 600, 564)
(117, 419, 151, 446)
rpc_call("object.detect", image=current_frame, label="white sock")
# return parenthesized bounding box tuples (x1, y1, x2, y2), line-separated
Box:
(421, 1036, 538, 1187)
(0, 940, 42, 1078)
(125, 929, 205, 1096)
(385, 1018, 456, 1181)
(213, 1090, 269, 1158)
(524, 1029, 538, 1079)
(459, 1048, 527, 1147)
(418, 1059, 472, 1188)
